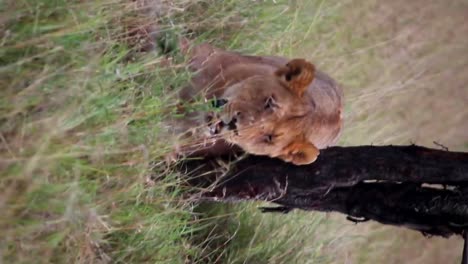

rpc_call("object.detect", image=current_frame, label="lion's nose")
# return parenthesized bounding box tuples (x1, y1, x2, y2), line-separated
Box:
(209, 121, 224, 135)
(227, 117, 237, 131)
(212, 98, 228, 108)
(220, 111, 241, 125)
(209, 116, 237, 135)
(223, 111, 241, 131)
(220, 114, 231, 125)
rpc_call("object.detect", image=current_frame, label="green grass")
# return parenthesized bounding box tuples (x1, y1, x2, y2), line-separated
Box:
(0, 1, 347, 263)
(2, 0, 467, 263)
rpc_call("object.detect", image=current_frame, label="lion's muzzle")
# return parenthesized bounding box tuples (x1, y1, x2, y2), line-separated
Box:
(208, 98, 238, 136)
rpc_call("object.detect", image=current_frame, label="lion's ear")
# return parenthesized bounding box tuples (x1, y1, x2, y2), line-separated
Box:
(278, 139, 319, 165)
(275, 59, 315, 97)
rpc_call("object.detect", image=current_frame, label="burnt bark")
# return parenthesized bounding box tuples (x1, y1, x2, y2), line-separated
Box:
(178, 145, 468, 237)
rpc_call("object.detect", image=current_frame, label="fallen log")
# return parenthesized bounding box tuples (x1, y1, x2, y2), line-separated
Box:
(178, 145, 468, 237)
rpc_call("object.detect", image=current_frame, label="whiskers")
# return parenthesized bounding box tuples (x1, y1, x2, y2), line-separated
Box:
(173, 121, 260, 152)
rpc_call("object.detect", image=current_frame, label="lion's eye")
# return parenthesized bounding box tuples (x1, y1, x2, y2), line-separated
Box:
(264, 96, 277, 110)
(263, 134, 274, 144)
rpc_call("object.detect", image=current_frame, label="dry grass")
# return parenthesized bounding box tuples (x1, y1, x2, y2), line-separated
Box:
(295, 0, 468, 263)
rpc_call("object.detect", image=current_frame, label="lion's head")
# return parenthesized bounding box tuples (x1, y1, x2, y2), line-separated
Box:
(207, 59, 322, 165)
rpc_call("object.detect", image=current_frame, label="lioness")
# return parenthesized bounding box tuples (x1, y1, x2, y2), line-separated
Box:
(171, 42, 343, 165)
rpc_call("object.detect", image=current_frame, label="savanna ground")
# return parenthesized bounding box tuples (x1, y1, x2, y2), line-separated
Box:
(1, 0, 467, 263)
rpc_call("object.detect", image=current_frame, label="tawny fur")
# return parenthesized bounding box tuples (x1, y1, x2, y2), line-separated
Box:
(172, 42, 343, 165)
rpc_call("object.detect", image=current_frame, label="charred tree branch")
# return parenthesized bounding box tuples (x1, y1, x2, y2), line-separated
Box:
(178, 145, 468, 237)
